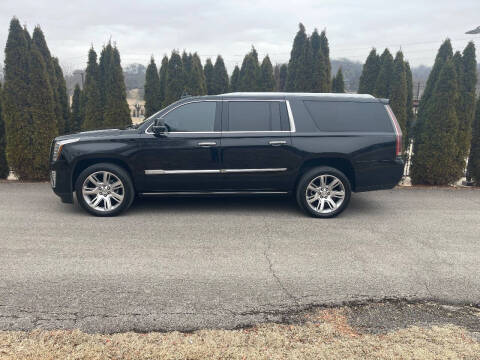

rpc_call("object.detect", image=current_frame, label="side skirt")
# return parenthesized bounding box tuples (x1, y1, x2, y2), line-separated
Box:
(138, 191, 289, 197)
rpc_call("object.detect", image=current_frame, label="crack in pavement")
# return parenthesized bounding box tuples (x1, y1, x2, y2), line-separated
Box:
(261, 214, 300, 308)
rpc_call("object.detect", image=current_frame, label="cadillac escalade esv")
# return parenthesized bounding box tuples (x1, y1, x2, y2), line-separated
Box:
(50, 93, 404, 217)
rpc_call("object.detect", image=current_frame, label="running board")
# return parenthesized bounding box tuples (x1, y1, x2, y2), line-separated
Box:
(139, 191, 289, 196)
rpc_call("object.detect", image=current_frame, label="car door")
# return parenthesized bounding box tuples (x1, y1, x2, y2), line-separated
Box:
(220, 99, 298, 191)
(139, 100, 223, 192)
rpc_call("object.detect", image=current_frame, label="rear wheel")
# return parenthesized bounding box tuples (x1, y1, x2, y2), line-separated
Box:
(75, 163, 135, 217)
(296, 166, 351, 218)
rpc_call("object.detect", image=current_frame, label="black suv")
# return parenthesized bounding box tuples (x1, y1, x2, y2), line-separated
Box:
(50, 93, 404, 217)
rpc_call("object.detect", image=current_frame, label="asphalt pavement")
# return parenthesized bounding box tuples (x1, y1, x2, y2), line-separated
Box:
(0, 182, 479, 333)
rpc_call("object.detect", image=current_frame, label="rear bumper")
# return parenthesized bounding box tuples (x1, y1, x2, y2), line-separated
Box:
(354, 157, 404, 192)
(50, 160, 73, 203)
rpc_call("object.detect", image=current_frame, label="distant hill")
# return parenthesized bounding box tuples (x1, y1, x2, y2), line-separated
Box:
(331, 58, 363, 92)
(64, 63, 146, 97)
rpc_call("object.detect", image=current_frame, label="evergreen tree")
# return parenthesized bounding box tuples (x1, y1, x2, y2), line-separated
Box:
(158, 55, 168, 106)
(32, 26, 63, 134)
(404, 61, 415, 138)
(466, 96, 480, 183)
(182, 51, 192, 89)
(452, 51, 466, 168)
(52, 57, 70, 134)
(411, 60, 462, 185)
(319, 30, 331, 92)
(98, 43, 113, 118)
(260, 55, 275, 91)
(164, 51, 185, 106)
(286, 23, 312, 91)
(211, 55, 229, 94)
(390, 51, 408, 139)
(279, 64, 288, 91)
(28, 30, 58, 179)
(373, 48, 394, 98)
(414, 40, 453, 146)
(0, 83, 8, 179)
(239, 47, 261, 91)
(204, 58, 214, 94)
(3, 19, 38, 179)
(457, 42, 477, 163)
(332, 68, 345, 93)
(144, 56, 162, 118)
(273, 64, 280, 90)
(70, 84, 83, 133)
(358, 49, 380, 94)
(82, 47, 103, 130)
(310, 29, 326, 92)
(230, 65, 240, 92)
(102, 45, 131, 128)
(419, 40, 453, 114)
(188, 53, 207, 95)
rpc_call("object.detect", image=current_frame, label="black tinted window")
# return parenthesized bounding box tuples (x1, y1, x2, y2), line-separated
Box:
(163, 101, 216, 132)
(304, 101, 393, 132)
(228, 101, 283, 131)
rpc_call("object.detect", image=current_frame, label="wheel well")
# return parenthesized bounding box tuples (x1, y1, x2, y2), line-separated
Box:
(296, 158, 356, 190)
(72, 158, 134, 189)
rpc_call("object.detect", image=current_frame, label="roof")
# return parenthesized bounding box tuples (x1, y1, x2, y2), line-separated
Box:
(219, 92, 380, 102)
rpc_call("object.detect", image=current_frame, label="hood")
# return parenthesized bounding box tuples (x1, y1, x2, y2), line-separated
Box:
(54, 128, 135, 142)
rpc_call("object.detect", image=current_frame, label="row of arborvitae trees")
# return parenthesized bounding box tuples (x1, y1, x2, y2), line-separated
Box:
(1, 18, 69, 180)
(411, 40, 478, 185)
(71, 44, 131, 132)
(358, 48, 414, 142)
(143, 24, 345, 117)
(0, 17, 132, 180)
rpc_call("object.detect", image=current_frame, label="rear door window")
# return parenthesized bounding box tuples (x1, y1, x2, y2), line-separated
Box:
(303, 101, 393, 132)
(227, 101, 287, 131)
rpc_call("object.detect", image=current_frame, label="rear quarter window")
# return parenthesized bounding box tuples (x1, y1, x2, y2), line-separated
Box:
(303, 101, 393, 132)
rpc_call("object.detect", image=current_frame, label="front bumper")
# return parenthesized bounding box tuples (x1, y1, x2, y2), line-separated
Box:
(50, 160, 73, 203)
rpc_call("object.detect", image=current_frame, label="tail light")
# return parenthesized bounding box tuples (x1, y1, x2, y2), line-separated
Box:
(385, 105, 403, 157)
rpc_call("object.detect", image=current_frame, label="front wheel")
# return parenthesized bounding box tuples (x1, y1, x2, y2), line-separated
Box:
(296, 166, 351, 218)
(75, 163, 135, 217)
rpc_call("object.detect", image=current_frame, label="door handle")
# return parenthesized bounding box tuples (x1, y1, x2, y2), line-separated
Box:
(198, 142, 217, 147)
(269, 140, 287, 146)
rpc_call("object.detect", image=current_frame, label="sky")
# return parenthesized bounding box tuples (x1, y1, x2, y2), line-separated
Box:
(0, 0, 479, 73)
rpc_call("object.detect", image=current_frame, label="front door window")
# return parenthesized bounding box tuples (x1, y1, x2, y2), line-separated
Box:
(163, 101, 216, 132)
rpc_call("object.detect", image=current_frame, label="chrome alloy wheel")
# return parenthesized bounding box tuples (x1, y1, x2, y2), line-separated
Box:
(305, 174, 345, 214)
(82, 171, 125, 212)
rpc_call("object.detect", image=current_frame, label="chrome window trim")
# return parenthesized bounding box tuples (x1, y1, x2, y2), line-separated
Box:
(145, 168, 287, 175)
(145, 99, 296, 134)
(285, 100, 296, 132)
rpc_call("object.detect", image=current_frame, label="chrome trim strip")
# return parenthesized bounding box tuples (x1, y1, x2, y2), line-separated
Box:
(285, 100, 296, 132)
(139, 191, 289, 196)
(222, 168, 287, 173)
(145, 168, 287, 175)
(145, 169, 221, 175)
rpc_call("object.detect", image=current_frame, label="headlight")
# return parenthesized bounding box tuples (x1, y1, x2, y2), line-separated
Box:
(52, 138, 80, 161)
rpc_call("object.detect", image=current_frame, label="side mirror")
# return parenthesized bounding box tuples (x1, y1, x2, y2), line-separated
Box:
(152, 120, 168, 137)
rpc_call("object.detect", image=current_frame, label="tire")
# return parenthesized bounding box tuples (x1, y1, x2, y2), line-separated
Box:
(296, 166, 351, 218)
(75, 163, 135, 217)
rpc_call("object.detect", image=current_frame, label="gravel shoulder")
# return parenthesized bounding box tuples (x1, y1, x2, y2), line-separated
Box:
(1, 301, 479, 360)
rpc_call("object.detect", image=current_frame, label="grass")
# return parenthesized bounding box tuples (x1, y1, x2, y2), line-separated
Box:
(1, 308, 478, 359)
